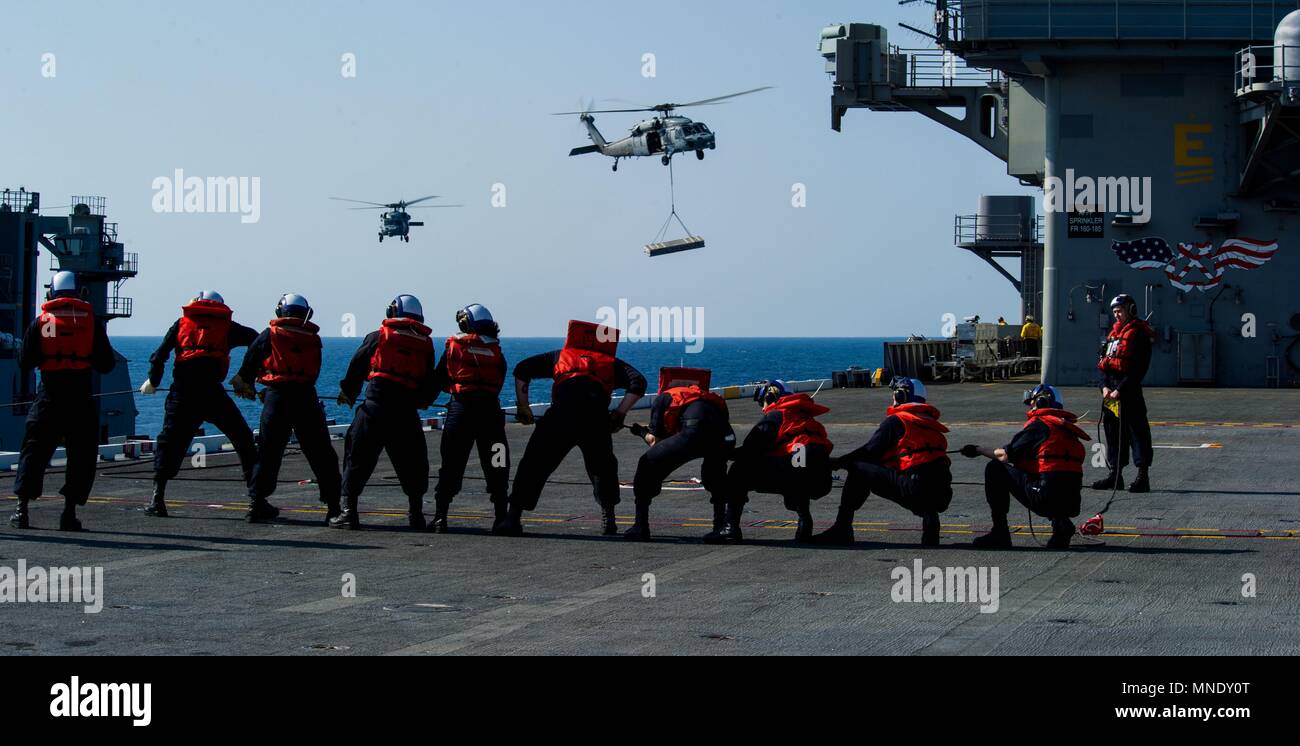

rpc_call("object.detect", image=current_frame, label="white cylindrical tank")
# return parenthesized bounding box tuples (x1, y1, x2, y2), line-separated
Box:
(1275, 10, 1300, 82)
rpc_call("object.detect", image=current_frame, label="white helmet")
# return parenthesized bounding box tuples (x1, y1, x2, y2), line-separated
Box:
(387, 294, 424, 322)
(49, 271, 79, 299)
(456, 303, 496, 334)
(276, 293, 312, 320)
(196, 290, 225, 303)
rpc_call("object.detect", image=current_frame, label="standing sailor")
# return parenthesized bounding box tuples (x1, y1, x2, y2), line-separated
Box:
(333, 295, 437, 530)
(961, 384, 1089, 550)
(624, 367, 734, 542)
(813, 378, 952, 546)
(428, 304, 509, 533)
(232, 294, 341, 524)
(9, 271, 116, 531)
(496, 320, 646, 537)
(141, 291, 259, 517)
(1094, 294, 1154, 493)
(707, 380, 833, 544)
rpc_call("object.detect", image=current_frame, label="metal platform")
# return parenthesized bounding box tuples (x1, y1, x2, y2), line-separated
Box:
(1, 384, 1295, 655)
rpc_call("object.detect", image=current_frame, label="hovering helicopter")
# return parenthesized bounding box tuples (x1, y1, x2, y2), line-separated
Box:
(330, 195, 462, 243)
(554, 87, 773, 171)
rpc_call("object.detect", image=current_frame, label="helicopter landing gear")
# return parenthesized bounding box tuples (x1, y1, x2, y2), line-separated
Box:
(661, 154, 671, 166)
(402, 235, 410, 243)
(696, 149, 704, 160)
(612, 159, 619, 172)
(379, 234, 384, 243)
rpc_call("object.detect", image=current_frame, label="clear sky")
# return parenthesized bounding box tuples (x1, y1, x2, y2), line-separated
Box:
(1, 0, 1037, 339)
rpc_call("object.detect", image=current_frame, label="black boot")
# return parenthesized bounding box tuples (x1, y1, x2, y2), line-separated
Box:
(600, 504, 618, 536)
(703, 504, 744, 544)
(973, 520, 1012, 549)
(330, 497, 360, 530)
(492, 505, 524, 537)
(623, 504, 651, 541)
(144, 480, 169, 517)
(794, 505, 814, 542)
(921, 511, 941, 547)
(1091, 469, 1124, 491)
(708, 502, 726, 536)
(323, 497, 341, 526)
(809, 507, 855, 546)
(59, 505, 84, 533)
(1046, 517, 1075, 549)
(427, 499, 450, 534)
(407, 496, 426, 531)
(1128, 467, 1150, 494)
(245, 497, 280, 523)
(9, 498, 29, 529)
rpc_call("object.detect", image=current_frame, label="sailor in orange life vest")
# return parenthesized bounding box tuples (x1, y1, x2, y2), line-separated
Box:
(140, 291, 260, 517)
(707, 380, 834, 544)
(232, 294, 341, 524)
(333, 294, 438, 530)
(426, 304, 509, 533)
(1094, 293, 1154, 494)
(623, 367, 736, 542)
(9, 272, 117, 531)
(495, 320, 646, 537)
(960, 384, 1090, 549)
(811, 377, 953, 547)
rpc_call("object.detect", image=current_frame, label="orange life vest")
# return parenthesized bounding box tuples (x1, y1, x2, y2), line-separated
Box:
(1014, 408, 1090, 476)
(658, 366, 711, 393)
(553, 320, 619, 396)
(260, 317, 322, 386)
(661, 386, 728, 435)
(176, 300, 233, 376)
(765, 393, 833, 456)
(880, 403, 950, 471)
(368, 317, 433, 390)
(37, 297, 95, 372)
(445, 333, 506, 395)
(1098, 319, 1153, 376)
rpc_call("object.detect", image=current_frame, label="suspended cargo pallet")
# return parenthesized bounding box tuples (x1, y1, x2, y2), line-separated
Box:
(645, 235, 705, 257)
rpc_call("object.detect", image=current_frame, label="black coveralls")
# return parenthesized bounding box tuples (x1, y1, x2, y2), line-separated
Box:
(431, 352, 509, 508)
(985, 422, 1083, 523)
(13, 318, 117, 506)
(338, 331, 437, 508)
(632, 394, 733, 507)
(236, 329, 341, 506)
(149, 319, 259, 483)
(509, 351, 646, 511)
(1100, 323, 1154, 470)
(835, 416, 953, 517)
(725, 409, 832, 513)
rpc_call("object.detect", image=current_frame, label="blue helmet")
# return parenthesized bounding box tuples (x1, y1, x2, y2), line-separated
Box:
(275, 293, 312, 320)
(456, 303, 498, 336)
(1023, 383, 1063, 410)
(890, 376, 927, 404)
(196, 290, 224, 303)
(48, 271, 79, 300)
(386, 294, 424, 322)
(753, 379, 791, 406)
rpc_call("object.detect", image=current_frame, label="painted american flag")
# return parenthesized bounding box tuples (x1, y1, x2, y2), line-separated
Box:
(1111, 237, 1279, 291)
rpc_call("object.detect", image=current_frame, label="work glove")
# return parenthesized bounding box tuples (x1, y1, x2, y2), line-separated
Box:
(609, 410, 626, 433)
(515, 404, 535, 425)
(139, 380, 157, 396)
(960, 444, 981, 459)
(336, 390, 354, 407)
(230, 375, 256, 401)
(629, 423, 649, 438)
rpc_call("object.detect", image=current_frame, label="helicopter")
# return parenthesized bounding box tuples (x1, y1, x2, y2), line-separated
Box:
(554, 87, 772, 171)
(329, 195, 462, 243)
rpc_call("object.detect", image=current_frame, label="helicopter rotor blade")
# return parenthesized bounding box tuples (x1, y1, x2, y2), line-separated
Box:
(409, 204, 463, 209)
(330, 197, 391, 208)
(400, 195, 441, 207)
(552, 107, 653, 115)
(349, 206, 390, 210)
(671, 86, 775, 109)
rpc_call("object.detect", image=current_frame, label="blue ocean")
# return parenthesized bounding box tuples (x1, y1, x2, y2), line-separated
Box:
(116, 337, 894, 435)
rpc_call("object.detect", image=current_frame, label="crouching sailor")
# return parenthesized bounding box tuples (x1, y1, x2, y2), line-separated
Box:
(233, 294, 341, 524)
(813, 377, 952, 547)
(10, 271, 117, 531)
(334, 295, 438, 530)
(141, 291, 259, 517)
(709, 380, 833, 544)
(961, 384, 1089, 550)
(624, 367, 735, 542)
